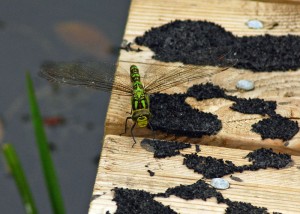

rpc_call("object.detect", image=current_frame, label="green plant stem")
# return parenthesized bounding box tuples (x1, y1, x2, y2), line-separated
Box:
(2, 143, 38, 214)
(26, 73, 65, 214)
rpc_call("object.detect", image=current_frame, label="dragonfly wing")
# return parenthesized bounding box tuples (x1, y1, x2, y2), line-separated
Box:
(40, 61, 133, 96)
(143, 65, 228, 94)
(144, 46, 238, 94)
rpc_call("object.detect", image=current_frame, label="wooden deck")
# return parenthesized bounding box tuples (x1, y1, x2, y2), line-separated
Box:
(89, 0, 300, 213)
(89, 135, 300, 213)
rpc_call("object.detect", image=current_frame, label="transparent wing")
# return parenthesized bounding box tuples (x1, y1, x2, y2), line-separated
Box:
(143, 46, 238, 94)
(40, 61, 133, 96)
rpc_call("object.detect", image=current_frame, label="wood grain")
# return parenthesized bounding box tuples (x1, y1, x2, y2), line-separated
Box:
(90, 0, 300, 213)
(89, 135, 300, 214)
(103, 0, 300, 155)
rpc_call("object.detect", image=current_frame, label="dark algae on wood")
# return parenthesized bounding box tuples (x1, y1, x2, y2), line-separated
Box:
(150, 93, 222, 138)
(183, 148, 292, 178)
(154, 179, 225, 202)
(141, 138, 191, 158)
(252, 115, 299, 142)
(229, 98, 277, 116)
(186, 83, 227, 100)
(112, 188, 177, 214)
(150, 83, 299, 142)
(136, 20, 300, 72)
(111, 144, 290, 213)
(154, 179, 275, 213)
(134, 20, 300, 146)
(112, 178, 281, 214)
(109, 18, 297, 214)
(183, 154, 241, 178)
(147, 169, 155, 176)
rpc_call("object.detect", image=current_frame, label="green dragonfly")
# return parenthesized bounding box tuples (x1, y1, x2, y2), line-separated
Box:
(40, 51, 235, 145)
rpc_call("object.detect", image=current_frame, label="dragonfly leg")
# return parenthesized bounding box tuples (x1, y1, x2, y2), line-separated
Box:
(131, 122, 137, 147)
(126, 109, 133, 115)
(120, 116, 132, 136)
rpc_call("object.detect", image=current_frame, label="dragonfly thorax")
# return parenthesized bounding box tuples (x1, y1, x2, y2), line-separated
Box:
(132, 83, 149, 110)
(133, 93, 148, 109)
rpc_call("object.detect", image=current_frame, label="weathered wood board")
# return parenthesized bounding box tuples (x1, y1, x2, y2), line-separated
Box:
(90, 0, 300, 213)
(89, 135, 300, 214)
(104, 0, 300, 155)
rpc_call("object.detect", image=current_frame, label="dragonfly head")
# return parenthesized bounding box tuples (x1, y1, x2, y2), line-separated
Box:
(132, 109, 151, 128)
(137, 116, 148, 127)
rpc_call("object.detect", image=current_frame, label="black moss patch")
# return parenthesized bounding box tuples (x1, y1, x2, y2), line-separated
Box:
(236, 34, 300, 72)
(153, 179, 273, 213)
(113, 188, 177, 214)
(225, 201, 268, 214)
(183, 154, 242, 178)
(141, 138, 191, 158)
(186, 83, 227, 100)
(135, 20, 300, 72)
(150, 83, 299, 141)
(252, 115, 299, 141)
(154, 83, 299, 141)
(185, 83, 278, 117)
(230, 98, 277, 116)
(113, 177, 281, 213)
(183, 148, 292, 178)
(111, 148, 288, 214)
(154, 179, 225, 203)
(150, 93, 222, 137)
(135, 20, 236, 66)
(245, 148, 292, 169)
(184, 83, 279, 117)
(147, 170, 155, 176)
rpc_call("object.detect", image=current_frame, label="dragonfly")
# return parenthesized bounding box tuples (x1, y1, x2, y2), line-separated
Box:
(40, 50, 236, 146)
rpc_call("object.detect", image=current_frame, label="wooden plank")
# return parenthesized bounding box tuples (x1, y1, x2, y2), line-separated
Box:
(105, 0, 300, 154)
(90, 0, 300, 212)
(89, 135, 300, 214)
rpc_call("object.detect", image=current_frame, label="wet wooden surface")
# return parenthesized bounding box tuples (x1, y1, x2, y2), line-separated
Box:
(90, 0, 300, 213)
